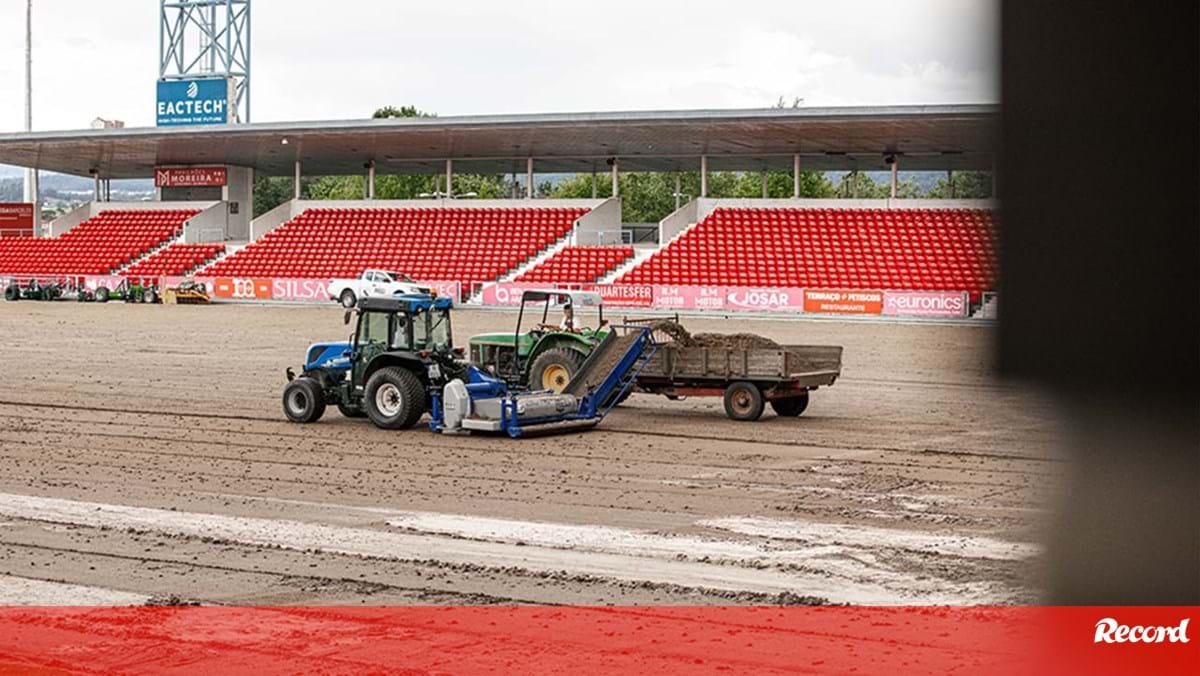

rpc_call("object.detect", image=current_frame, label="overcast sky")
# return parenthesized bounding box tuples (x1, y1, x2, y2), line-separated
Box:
(0, 0, 997, 134)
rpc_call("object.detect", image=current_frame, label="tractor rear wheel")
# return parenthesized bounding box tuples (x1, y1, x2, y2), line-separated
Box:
(769, 391, 810, 417)
(282, 377, 327, 423)
(364, 367, 426, 429)
(723, 381, 765, 422)
(337, 402, 366, 418)
(144, 288, 158, 304)
(340, 289, 357, 308)
(529, 348, 585, 393)
(4, 285, 19, 301)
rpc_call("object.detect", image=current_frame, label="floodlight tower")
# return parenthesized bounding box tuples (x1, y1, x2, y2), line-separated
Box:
(159, 0, 251, 123)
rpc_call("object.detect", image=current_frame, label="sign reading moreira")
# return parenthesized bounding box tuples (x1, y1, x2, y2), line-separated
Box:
(155, 167, 228, 188)
(156, 77, 232, 126)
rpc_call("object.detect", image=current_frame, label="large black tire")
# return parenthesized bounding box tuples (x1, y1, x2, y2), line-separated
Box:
(282, 377, 326, 423)
(144, 288, 158, 304)
(528, 348, 585, 393)
(4, 285, 19, 301)
(95, 287, 109, 303)
(723, 381, 765, 422)
(337, 401, 366, 418)
(769, 391, 810, 417)
(363, 366, 426, 429)
(340, 289, 357, 308)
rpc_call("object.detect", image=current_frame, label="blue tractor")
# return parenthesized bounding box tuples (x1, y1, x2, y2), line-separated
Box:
(283, 294, 464, 429)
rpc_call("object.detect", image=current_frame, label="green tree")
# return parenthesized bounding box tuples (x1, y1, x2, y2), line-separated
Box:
(928, 171, 993, 198)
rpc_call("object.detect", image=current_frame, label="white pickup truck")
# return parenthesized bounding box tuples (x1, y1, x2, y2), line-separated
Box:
(328, 270, 430, 308)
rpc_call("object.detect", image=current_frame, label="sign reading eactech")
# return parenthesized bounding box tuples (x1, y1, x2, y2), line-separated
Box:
(156, 77, 232, 126)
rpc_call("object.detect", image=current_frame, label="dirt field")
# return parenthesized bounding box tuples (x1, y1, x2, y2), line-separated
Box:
(0, 302, 1063, 605)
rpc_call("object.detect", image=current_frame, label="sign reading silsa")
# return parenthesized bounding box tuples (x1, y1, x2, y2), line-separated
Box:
(156, 78, 231, 126)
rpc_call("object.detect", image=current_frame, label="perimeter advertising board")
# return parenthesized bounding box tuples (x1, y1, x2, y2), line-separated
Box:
(0, 203, 34, 238)
(156, 77, 233, 126)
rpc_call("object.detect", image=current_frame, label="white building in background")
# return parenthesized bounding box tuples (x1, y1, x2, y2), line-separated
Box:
(90, 118, 125, 130)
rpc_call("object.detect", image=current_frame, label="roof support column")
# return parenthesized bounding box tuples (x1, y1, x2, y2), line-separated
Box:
(591, 170, 597, 199)
(611, 158, 619, 197)
(674, 172, 681, 210)
(793, 153, 801, 197)
(445, 159, 453, 198)
(852, 170, 859, 199)
(93, 172, 101, 202)
(761, 169, 768, 198)
(947, 169, 955, 199)
(367, 161, 375, 200)
(293, 160, 301, 200)
(526, 157, 534, 199)
(700, 155, 708, 198)
(890, 157, 898, 198)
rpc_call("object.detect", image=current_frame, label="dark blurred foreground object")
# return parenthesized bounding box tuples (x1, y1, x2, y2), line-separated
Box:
(1000, 2, 1199, 603)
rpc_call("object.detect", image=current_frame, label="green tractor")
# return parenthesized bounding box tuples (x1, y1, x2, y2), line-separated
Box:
(4, 279, 64, 301)
(468, 289, 612, 393)
(282, 294, 466, 429)
(82, 279, 159, 304)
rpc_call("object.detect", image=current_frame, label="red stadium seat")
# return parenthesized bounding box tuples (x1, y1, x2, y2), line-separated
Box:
(616, 207, 998, 302)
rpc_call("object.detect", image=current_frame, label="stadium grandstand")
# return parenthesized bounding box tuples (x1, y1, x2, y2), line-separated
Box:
(0, 105, 999, 313)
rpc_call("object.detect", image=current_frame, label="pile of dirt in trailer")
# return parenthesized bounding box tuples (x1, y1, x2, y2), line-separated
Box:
(566, 333, 643, 395)
(647, 320, 781, 350)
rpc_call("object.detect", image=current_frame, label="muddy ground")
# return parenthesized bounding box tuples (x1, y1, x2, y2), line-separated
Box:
(0, 303, 1063, 605)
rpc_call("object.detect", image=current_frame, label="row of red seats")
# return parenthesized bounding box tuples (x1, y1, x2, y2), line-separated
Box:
(0, 210, 198, 275)
(121, 243, 226, 278)
(516, 246, 635, 283)
(618, 207, 998, 301)
(201, 207, 587, 286)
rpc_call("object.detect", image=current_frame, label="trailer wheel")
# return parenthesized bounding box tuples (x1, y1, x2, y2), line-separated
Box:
(282, 377, 326, 423)
(364, 367, 426, 429)
(770, 392, 810, 417)
(340, 289, 357, 308)
(95, 286, 109, 303)
(4, 285, 19, 301)
(529, 348, 584, 393)
(723, 381, 765, 422)
(337, 402, 366, 418)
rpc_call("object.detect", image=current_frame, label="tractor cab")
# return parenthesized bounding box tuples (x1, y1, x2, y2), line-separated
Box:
(468, 289, 610, 392)
(284, 293, 466, 429)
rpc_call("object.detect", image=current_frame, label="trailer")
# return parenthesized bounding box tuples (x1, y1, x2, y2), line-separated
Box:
(623, 318, 843, 421)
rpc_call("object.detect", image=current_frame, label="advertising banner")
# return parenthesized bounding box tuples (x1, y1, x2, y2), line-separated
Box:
(480, 283, 546, 306)
(723, 286, 806, 313)
(0, 203, 34, 238)
(883, 290, 969, 318)
(156, 77, 231, 126)
(211, 278, 273, 300)
(652, 285, 725, 311)
(154, 167, 228, 188)
(582, 284, 654, 308)
(803, 289, 885, 315)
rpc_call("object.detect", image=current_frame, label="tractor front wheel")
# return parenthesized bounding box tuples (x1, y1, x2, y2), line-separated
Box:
(144, 288, 158, 304)
(529, 348, 585, 393)
(95, 287, 109, 303)
(282, 377, 327, 423)
(4, 285, 19, 301)
(364, 367, 426, 429)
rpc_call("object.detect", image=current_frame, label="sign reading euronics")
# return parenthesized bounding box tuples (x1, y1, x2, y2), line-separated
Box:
(156, 77, 233, 126)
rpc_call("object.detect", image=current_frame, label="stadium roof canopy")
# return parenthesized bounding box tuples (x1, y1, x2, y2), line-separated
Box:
(0, 104, 997, 179)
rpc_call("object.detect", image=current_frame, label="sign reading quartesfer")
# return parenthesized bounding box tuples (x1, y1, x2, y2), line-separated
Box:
(156, 77, 232, 126)
(155, 167, 228, 188)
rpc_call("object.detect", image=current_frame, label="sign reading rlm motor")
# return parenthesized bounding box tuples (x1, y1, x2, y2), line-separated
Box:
(156, 77, 232, 126)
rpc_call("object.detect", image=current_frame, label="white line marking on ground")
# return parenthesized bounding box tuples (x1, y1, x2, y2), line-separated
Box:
(0, 492, 1020, 604)
(0, 574, 148, 606)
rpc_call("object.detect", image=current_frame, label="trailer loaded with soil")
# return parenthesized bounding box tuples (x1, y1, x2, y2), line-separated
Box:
(627, 318, 843, 421)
